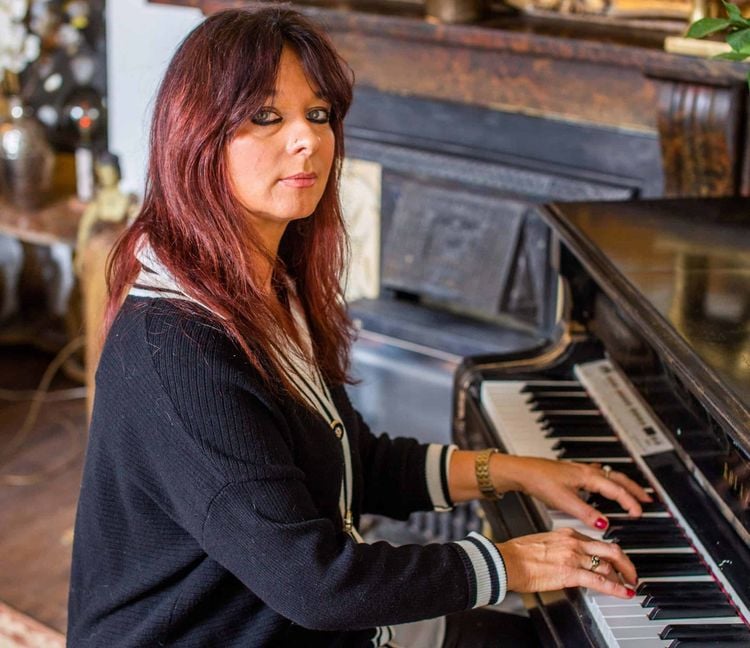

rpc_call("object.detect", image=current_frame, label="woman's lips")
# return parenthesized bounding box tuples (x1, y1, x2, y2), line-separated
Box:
(280, 173, 317, 188)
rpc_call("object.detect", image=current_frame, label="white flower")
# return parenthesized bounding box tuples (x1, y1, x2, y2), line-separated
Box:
(8, 0, 29, 21)
(0, 0, 34, 77)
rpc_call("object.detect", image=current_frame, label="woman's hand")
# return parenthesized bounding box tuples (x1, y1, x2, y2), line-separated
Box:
(493, 455, 652, 530)
(497, 527, 637, 599)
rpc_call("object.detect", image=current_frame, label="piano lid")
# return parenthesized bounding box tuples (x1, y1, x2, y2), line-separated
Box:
(543, 197, 750, 452)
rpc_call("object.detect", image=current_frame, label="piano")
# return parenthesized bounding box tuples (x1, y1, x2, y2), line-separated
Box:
(452, 198, 750, 647)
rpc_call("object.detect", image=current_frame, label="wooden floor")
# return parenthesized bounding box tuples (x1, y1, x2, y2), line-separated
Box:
(0, 345, 86, 635)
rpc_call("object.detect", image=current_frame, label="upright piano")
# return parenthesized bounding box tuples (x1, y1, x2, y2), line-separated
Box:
(453, 198, 750, 647)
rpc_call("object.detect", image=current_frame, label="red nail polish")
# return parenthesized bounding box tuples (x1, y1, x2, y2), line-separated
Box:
(626, 588, 636, 598)
(594, 517, 608, 530)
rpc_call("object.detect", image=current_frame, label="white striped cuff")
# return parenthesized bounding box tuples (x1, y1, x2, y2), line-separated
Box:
(371, 624, 394, 646)
(452, 531, 508, 608)
(425, 444, 456, 511)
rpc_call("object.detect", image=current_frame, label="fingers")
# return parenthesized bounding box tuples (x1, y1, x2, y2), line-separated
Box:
(576, 568, 636, 599)
(608, 470, 652, 503)
(579, 538, 638, 586)
(552, 487, 611, 531)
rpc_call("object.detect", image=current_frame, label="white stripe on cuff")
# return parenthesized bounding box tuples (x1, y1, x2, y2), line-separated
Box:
(453, 531, 508, 608)
(426, 444, 457, 511)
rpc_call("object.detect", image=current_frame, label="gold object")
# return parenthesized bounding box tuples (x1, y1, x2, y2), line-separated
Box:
(425, 0, 486, 23)
(74, 155, 138, 276)
(475, 448, 501, 500)
(602, 464, 613, 479)
(590, 555, 601, 572)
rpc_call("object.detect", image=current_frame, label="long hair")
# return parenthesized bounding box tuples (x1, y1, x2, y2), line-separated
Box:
(106, 7, 355, 399)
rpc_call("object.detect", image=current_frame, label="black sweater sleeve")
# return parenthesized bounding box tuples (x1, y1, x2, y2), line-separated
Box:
(351, 405, 455, 519)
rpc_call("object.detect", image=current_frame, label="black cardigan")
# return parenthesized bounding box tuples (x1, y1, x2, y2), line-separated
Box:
(67, 297, 506, 647)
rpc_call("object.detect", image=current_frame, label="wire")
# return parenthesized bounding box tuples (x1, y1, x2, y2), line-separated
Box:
(0, 386, 87, 402)
(0, 335, 87, 486)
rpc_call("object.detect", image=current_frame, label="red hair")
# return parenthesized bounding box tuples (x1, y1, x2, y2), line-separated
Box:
(106, 8, 355, 397)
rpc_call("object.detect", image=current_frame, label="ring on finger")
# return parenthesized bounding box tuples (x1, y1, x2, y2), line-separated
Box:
(602, 465, 612, 479)
(589, 555, 601, 572)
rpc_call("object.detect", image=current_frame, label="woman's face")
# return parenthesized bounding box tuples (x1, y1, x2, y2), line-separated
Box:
(226, 47, 335, 251)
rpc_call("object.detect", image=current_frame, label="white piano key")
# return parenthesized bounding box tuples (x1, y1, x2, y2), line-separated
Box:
(604, 608, 742, 637)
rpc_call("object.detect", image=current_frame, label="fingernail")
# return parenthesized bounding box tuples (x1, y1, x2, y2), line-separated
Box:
(594, 517, 608, 530)
(626, 587, 636, 598)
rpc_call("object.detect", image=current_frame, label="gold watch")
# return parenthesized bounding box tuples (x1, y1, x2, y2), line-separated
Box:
(475, 448, 501, 500)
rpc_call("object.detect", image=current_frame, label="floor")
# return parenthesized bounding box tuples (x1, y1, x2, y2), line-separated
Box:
(0, 345, 86, 636)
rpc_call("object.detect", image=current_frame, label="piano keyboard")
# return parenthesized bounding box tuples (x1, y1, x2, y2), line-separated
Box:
(480, 359, 750, 648)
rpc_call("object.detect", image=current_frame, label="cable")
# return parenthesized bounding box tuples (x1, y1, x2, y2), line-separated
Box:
(0, 336, 87, 486)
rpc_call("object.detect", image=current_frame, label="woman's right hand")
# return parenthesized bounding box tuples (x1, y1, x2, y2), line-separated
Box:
(497, 527, 637, 599)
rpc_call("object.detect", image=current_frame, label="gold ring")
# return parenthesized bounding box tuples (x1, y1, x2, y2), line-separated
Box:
(602, 465, 613, 479)
(590, 555, 601, 572)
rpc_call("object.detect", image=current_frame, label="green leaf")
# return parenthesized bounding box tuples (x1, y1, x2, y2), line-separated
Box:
(714, 50, 750, 59)
(727, 27, 750, 50)
(722, 0, 750, 26)
(723, 0, 744, 20)
(687, 17, 732, 38)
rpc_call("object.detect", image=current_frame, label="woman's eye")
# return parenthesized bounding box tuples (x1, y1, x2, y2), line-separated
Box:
(307, 108, 331, 124)
(251, 110, 280, 125)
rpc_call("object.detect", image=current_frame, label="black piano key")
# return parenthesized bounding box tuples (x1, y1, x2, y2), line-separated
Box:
(616, 535, 690, 550)
(521, 383, 585, 393)
(604, 524, 682, 539)
(537, 414, 606, 425)
(588, 494, 666, 514)
(541, 418, 611, 428)
(528, 398, 597, 411)
(642, 592, 729, 608)
(660, 624, 750, 640)
(602, 518, 679, 533)
(640, 582, 723, 597)
(628, 553, 707, 577)
(553, 440, 629, 459)
(668, 641, 750, 648)
(544, 428, 617, 438)
(648, 602, 738, 619)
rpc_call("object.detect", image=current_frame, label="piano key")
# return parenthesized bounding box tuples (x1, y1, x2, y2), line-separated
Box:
(537, 412, 604, 424)
(609, 617, 744, 635)
(616, 536, 692, 550)
(588, 494, 666, 514)
(542, 419, 612, 429)
(648, 604, 738, 620)
(667, 641, 750, 647)
(520, 381, 584, 393)
(544, 428, 617, 438)
(628, 554, 708, 578)
(660, 624, 750, 640)
(638, 582, 724, 597)
(643, 593, 729, 608)
(552, 440, 630, 459)
(528, 398, 598, 411)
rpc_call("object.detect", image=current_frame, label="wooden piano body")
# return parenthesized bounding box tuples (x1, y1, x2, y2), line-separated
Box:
(454, 197, 750, 646)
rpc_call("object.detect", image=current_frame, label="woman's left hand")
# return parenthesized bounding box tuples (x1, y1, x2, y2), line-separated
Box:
(494, 455, 652, 530)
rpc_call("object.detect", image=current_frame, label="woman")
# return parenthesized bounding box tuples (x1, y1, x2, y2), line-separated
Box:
(67, 8, 649, 647)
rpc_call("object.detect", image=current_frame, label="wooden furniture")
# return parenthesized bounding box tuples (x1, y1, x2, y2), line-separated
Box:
(157, 0, 750, 199)
(0, 196, 84, 354)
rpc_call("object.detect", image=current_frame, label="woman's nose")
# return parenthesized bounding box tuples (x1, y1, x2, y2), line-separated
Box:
(286, 120, 319, 155)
